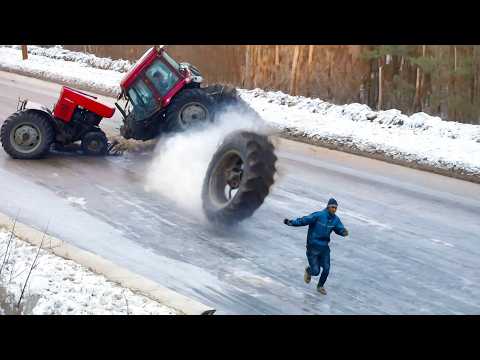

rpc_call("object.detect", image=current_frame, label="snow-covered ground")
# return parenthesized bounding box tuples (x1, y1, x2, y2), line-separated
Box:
(0, 46, 123, 96)
(0, 228, 177, 315)
(240, 89, 480, 176)
(1, 45, 479, 178)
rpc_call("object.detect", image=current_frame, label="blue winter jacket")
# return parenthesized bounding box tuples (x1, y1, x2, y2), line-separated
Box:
(290, 208, 347, 249)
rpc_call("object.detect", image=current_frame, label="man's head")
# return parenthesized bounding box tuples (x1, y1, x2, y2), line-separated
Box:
(327, 198, 338, 215)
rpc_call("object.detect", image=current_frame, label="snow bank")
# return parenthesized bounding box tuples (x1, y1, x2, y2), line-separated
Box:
(0, 229, 176, 315)
(0, 46, 122, 96)
(1, 45, 479, 177)
(4, 45, 132, 73)
(238, 89, 480, 176)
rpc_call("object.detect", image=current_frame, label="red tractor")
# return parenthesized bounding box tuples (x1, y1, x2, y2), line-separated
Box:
(0, 46, 277, 224)
(1, 86, 116, 158)
(115, 46, 260, 140)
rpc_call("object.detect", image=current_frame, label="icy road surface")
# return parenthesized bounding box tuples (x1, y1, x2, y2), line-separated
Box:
(0, 71, 479, 314)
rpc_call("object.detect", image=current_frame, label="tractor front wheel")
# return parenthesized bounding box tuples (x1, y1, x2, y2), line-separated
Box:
(165, 88, 215, 132)
(0, 110, 54, 159)
(81, 131, 108, 156)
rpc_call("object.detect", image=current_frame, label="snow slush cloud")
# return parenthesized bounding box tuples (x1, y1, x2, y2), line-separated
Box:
(144, 106, 272, 219)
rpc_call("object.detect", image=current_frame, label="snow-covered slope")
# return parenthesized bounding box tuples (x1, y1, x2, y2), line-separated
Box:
(1, 45, 479, 178)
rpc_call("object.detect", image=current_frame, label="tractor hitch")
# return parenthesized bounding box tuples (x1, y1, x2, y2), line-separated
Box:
(106, 139, 123, 156)
(17, 97, 28, 112)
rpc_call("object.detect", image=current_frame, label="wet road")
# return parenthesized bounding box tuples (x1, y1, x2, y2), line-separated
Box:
(0, 71, 479, 314)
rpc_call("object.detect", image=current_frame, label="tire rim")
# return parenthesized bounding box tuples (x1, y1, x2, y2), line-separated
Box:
(10, 124, 42, 154)
(88, 140, 100, 152)
(179, 102, 209, 129)
(209, 150, 244, 208)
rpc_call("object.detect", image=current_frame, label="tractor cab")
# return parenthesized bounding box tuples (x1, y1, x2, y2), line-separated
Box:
(116, 46, 208, 140)
(117, 46, 202, 121)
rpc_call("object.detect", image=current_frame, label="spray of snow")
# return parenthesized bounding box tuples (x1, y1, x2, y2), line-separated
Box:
(144, 106, 273, 218)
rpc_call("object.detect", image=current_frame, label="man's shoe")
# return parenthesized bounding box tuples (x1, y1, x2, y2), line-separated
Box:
(304, 268, 311, 284)
(317, 286, 327, 295)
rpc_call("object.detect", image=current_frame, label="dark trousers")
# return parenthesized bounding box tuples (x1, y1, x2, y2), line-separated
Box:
(306, 246, 331, 287)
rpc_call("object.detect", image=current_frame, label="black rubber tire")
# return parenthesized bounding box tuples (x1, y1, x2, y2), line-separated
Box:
(204, 84, 262, 120)
(202, 130, 277, 225)
(0, 110, 54, 159)
(165, 88, 215, 132)
(81, 131, 108, 156)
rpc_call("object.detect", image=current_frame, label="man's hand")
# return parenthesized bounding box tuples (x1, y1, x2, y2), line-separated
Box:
(343, 229, 349, 237)
(283, 218, 292, 226)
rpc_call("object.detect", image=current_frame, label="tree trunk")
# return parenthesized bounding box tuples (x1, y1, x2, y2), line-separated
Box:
(244, 45, 250, 87)
(413, 46, 422, 112)
(413, 66, 421, 112)
(308, 45, 314, 66)
(290, 46, 300, 95)
(378, 59, 383, 110)
(252, 46, 258, 88)
(471, 46, 476, 105)
(21, 45, 28, 60)
(419, 45, 426, 110)
(453, 46, 457, 120)
(275, 45, 280, 66)
(368, 58, 376, 109)
(454, 46, 457, 71)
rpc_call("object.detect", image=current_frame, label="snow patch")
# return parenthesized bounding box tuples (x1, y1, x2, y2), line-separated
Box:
(0, 228, 176, 315)
(429, 238, 455, 248)
(66, 196, 87, 210)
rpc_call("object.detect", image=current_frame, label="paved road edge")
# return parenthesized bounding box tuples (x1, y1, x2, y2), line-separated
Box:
(0, 212, 216, 315)
(280, 133, 480, 185)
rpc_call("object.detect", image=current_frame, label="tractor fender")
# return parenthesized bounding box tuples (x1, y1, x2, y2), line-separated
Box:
(22, 100, 53, 116)
(16, 100, 54, 123)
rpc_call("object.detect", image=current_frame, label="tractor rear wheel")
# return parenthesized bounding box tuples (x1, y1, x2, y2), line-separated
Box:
(202, 130, 277, 225)
(0, 110, 54, 159)
(165, 88, 215, 132)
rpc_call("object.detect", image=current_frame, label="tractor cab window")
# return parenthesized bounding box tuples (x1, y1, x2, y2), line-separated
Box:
(145, 59, 179, 96)
(127, 78, 157, 119)
(162, 51, 180, 71)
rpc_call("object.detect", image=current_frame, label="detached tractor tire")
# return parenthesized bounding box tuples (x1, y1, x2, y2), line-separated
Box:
(202, 130, 277, 225)
(81, 131, 108, 156)
(165, 88, 215, 132)
(0, 110, 54, 159)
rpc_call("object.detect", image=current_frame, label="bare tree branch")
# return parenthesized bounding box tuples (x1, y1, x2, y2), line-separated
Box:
(123, 289, 130, 315)
(0, 211, 20, 276)
(17, 221, 49, 309)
